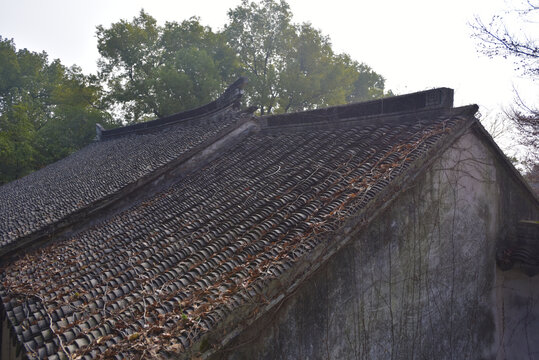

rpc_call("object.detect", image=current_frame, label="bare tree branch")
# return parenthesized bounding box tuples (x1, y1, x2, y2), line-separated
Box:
(470, 1, 539, 77)
(471, 1, 539, 172)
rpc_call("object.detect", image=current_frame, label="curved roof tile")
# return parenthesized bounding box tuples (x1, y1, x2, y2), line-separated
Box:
(0, 79, 247, 252)
(1, 93, 476, 358)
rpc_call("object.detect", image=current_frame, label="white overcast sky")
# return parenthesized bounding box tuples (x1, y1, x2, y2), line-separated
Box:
(0, 0, 537, 119)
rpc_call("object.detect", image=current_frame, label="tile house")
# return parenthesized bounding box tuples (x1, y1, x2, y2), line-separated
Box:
(0, 78, 538, 360)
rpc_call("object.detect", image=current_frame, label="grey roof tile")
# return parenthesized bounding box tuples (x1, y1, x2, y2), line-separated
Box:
(0, 87, 478, 359)
(0, 79, 247, 252)
(0, 83, 480, 358)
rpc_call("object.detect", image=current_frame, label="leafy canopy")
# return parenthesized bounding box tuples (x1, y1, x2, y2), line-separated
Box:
(97, 2, 390, 119)
(0, 37, 111, 184)
(1, 0, 392, 184)
(97, 10, 239, 123)
(225, 0, 390, 114)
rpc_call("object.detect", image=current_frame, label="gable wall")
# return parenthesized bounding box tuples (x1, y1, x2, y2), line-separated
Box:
(212, 129, 537, 359)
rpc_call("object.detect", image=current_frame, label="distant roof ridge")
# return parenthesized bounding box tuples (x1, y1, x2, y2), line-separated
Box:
(261, 88, 456, 130)
(98, 77, 248, 140)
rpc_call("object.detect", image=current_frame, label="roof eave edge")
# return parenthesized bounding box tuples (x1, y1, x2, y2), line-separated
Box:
(470, 121, 539, 205)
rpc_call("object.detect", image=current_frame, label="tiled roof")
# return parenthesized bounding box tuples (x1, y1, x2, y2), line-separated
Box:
(0, 87, 479, 359)
(0, 78, 247, 256)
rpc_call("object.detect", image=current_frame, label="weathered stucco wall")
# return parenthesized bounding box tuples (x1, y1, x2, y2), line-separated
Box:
(212, 129, 537, 359)
(495, 269, 539, 360)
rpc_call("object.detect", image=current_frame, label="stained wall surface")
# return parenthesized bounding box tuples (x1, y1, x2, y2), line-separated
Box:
(495, 269, 539, 360)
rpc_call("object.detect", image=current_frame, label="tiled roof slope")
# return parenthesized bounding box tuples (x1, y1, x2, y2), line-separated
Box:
(0, 78, 247, 256)
(0, 89, 479, 359)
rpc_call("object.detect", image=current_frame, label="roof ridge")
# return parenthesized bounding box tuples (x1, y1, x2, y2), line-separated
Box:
(97, 77, 248, 140)
(258, 104, 480, 135)
(261, 88, 455, 129)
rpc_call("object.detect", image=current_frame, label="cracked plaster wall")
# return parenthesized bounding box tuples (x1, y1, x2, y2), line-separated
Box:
(213, 129, 537, 359)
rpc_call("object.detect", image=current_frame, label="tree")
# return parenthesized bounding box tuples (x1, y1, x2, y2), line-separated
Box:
(97, 3, 389, 119)
(0, 37, 111, 184)
(278, 25, 354, 112)
(471, 2, 538, 77)
(96, 10, 162, 123)
(160, 18, 240, 109)
(225, 0, 293, 114)
(471, 1, 538, 169)
(35, 67, 112, 166)
(225, 0, 390, 114)
(0, 100, 36, 182)
(97, 11, 239, 123)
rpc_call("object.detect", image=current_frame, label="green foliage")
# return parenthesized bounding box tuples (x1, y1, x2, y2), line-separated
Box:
(278, 24, 352, 112)
(0, 37, 111, 184)
(225, 0, 293, 114)
(1, 1, 392, 184)
(225, 0, 390, 114)
(99, 2, 390, 118)
(97, 11, 238, 123)
(36, 67, 111, 164)
(0, 101, 36, 182)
